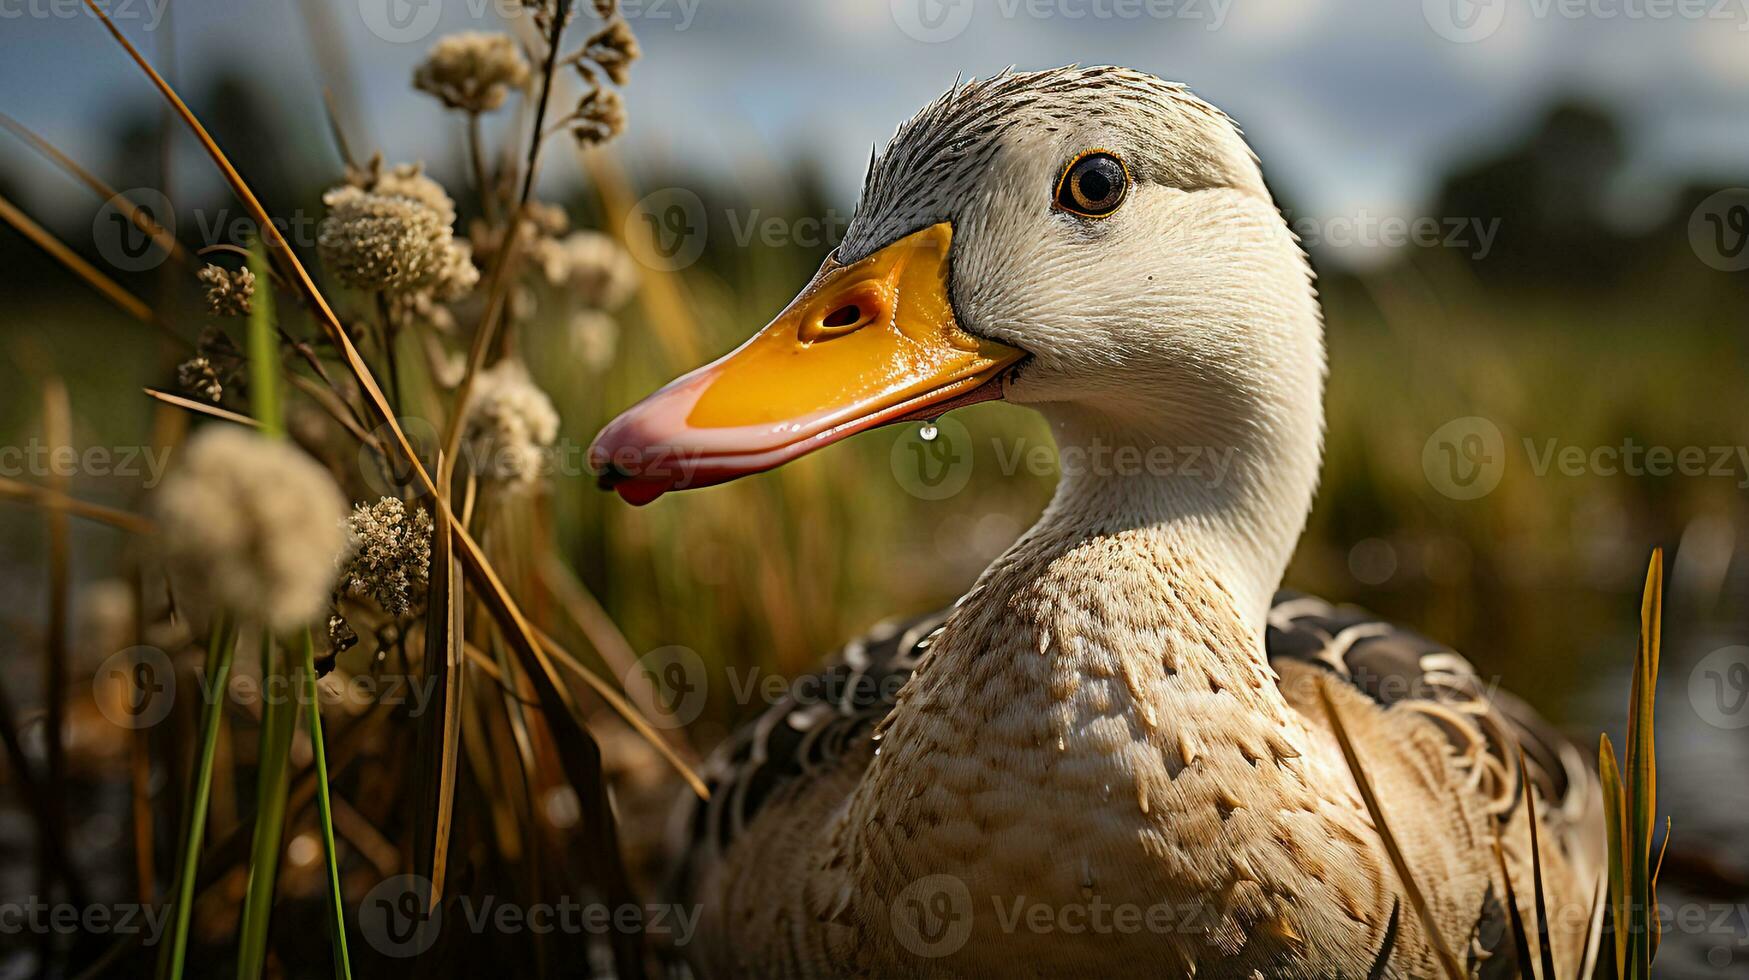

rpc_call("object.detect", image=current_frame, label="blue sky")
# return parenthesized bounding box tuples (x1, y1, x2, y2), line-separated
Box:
(1, 0, 1745, 264)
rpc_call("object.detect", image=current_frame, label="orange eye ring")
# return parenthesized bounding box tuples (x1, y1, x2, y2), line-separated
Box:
(1053, 149, 1130, 218)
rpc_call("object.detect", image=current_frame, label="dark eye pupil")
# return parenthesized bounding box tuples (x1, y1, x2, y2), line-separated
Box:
(1077, 169, 1111, 203)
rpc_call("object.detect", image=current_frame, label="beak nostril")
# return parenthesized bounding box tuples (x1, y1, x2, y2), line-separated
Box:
(822, 304, 862, 329)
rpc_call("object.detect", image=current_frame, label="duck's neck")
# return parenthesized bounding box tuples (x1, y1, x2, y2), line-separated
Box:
(1047, 401, 1313, 615)
(841, 377, 1330, 917)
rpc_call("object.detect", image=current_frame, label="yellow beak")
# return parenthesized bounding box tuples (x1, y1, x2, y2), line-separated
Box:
(589, 223, 1025, 504)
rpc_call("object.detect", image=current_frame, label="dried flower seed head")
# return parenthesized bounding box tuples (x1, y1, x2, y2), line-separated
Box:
(536, 230, 639, 310)
(197, 263, 255, 316)
(339, 497, 433, 617)
(583, 20, 639, 85)
(568, 310, 618, 370)
(430, 239, 480, 301)
(177, 357, 225, 403)
(414, 31, 532, 114)
(373, 163, 460, 228)
(177, 327, 243, 403)
(322, 161, 466, 292)
(319, 182, 460, 293)
(151, 427, 349, 631)
(568, 85, 625, 147)
(463, 359, 559, 491)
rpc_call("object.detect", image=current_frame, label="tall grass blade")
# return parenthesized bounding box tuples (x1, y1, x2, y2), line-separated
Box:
(1317, 680, 1466, 980)
(1488, 830, 1536, 977)
(298, 630, 352, 979)
(1627, 549, 1662, 974)
(143, 388, 260, 428)
(1516, 748, 1558, 980)
(1599, 548, 1667, 980)
(245, 239, 281, 439)
(1599, 733, 1627, 977)
(416, 452, 465, 909)
(160, 615, 236, 980)
(236, 631, 297, 979)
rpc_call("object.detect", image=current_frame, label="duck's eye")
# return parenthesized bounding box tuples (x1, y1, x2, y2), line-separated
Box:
(1054, 151, 1128, 218)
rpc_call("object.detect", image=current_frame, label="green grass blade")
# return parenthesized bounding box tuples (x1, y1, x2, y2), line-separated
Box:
(236, 632, 296, 979)
(1599, 734, 1627, 978)
(1599, 550, 1668, 980)
(1627, 550, 1663, 977)
(159, 615, 235, 980)
(245, 238, 281, 440)
(299, 630, 352, 979)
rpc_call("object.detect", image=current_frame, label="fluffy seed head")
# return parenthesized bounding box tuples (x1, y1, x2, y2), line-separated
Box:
(151, 427, 349, 631)
(413, 31, 531, 114)
(569, 86, 625, 147)
(583, 20, 639, 86)
(177, 357, 225, 403)
(197, 263, 255, 316)
(463, 360, 560, 491)
(319, 187, 451, 292)
(339, 497, 433, 616)
(319, 165, 468, 293)
(537, 230, 638, 310)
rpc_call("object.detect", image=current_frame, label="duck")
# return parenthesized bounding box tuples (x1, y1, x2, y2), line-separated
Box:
(588, 66, 1604, 979)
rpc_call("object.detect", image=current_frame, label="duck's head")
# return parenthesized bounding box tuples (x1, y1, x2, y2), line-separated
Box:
(591, 66, 1324, 580)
